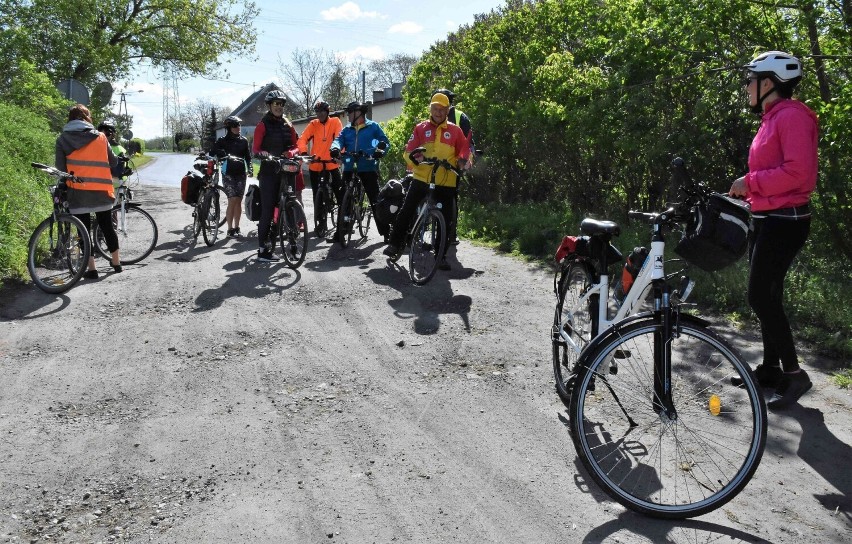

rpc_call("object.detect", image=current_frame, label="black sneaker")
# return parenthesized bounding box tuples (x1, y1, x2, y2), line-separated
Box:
(768, 370, 812, 410)
(257, 249, 279, 262)
(226, 228, 235, 237)
(731, 364, 783, 389)
(438, 259, 451, 271)
(233, 227, 241, 238)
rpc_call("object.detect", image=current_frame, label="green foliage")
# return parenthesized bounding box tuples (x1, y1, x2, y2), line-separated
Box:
(0, 0, 259, 87)
(0, 59, 71, 130)
(832, 369, 852, 389)
(0, 101, 57, 281)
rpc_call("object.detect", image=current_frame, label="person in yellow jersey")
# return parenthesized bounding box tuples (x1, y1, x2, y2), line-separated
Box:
(56, 104, 121, 278)
(383, 93, 470, 270)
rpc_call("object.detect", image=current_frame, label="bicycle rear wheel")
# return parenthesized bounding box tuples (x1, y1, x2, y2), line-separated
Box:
(409, 208, 446, 285)
(553, 260, 595, 408)
(337, 189, 354, 248)
(279, 199, 308, 269)
(94, 205, 158, 264)
(202, 190, 220, 246)
(27, 215, 91, 294)
(314, 187, 329, 237)
(192, 194, 204, 240)
(569, 315, 766, 519)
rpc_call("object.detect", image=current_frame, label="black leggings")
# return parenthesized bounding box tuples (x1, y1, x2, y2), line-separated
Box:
(257, 173, 281, 249)
(309, 168, 343, 206)
(747, 216, 810, 372)
(76, 210, 118, 253)
(388, 179, 456, 258)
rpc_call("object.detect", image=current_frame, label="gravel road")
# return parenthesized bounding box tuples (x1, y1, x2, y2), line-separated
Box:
(0, 154, 849, 543)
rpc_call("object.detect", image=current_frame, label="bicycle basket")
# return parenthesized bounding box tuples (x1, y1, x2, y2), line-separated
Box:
(674, 193, 751, 271)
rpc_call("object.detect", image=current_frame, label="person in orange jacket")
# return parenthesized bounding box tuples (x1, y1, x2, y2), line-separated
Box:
(297, 100, 344, 233)
(56, 104, 121, 278)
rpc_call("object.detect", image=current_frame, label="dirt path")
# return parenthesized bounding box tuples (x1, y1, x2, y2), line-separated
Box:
(0, 179, 849, 543)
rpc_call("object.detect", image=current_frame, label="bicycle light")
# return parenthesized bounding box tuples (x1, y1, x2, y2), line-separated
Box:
(280, 162, 300, 173)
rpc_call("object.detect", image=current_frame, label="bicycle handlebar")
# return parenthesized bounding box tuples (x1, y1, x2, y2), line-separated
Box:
(31, 162, 74, 180)
(408, 148, 464, 177)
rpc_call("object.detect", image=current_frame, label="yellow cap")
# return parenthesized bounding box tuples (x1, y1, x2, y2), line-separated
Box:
(430, 93, 450, 108)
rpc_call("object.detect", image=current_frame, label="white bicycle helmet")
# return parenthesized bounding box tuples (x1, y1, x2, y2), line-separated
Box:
(743, 51, 802, 82)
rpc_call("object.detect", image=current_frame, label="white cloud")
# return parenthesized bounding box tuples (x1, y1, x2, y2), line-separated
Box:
(339, 45, 385, 62)
(321, 2, 384, 21)
(445, 20, 457, 29)
(388, 21, 423, 35)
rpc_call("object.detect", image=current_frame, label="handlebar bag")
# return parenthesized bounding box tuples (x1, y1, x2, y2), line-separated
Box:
(675, 193, 751, 271)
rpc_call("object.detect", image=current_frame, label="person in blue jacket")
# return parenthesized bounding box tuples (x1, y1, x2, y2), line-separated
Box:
(330, 101, 391, 236)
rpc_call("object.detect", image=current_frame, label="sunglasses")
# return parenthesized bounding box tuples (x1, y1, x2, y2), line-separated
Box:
(270, 101, 285, 107)
(741, 77, 758, 86)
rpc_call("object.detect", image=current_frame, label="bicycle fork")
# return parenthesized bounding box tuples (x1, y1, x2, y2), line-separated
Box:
(652, 284, 678, 420)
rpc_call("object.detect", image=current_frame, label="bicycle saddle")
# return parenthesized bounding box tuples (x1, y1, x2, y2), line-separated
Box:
(580, 218, 621, 236)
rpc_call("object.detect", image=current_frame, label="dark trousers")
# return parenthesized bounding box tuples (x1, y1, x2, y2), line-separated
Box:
(747, 216, 810, 372)
(388, 179, 456, 258)
(257, 173, 281, 249)
(76, 210, 118, 253)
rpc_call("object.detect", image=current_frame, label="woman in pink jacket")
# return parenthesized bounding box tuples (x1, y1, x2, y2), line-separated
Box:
(729, 51, 818, 410)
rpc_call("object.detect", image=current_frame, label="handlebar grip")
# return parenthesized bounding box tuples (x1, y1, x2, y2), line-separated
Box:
(628, 211, 656, 223)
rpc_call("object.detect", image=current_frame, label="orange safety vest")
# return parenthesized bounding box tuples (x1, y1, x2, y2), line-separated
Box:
(66, 133, 114, 199)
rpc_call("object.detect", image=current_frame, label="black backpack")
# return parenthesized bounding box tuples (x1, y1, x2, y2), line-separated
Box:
(244, 184, 261, 221)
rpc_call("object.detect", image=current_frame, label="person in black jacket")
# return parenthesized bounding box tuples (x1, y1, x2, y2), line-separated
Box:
(213, 115, 253, 238)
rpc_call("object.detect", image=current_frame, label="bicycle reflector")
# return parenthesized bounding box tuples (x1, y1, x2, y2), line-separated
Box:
(708, 394, 722, 416)
(206, 160, 215, 176)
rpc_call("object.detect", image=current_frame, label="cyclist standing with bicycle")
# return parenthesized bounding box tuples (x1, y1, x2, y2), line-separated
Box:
(729, 51, 818, 409)
(433, 88, 475, 246)
(329, 101, 391, 237)
(383, 93, 470, 270)
(297, 100, 344, 225)
(252, 90, 300, 262)
(56, 104, 121, 278)
(214, 115, 253, 238)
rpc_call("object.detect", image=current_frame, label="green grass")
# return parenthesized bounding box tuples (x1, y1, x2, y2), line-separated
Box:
(832, 369, 852, 389)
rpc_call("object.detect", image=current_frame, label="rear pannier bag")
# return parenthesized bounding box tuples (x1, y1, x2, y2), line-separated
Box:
(244, 183, 262, 221)
(675, 193, 751, 271)
(180, 170, 204, 205)
(375, 179, 406, 226)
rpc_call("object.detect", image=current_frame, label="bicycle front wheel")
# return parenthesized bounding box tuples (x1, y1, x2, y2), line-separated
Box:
(202, 190, 220, 246)
(337, 189, 354, 248)
(569, 316, 767, 519)
(192, 195, 204, 240)
(279, 199, 308, 269)
(95, 205, 158, 264)
(409, 208, 446, 285)
(27, 215, 91, 294)
(357, 187, 372, 237)
(553, 260, 595, 408)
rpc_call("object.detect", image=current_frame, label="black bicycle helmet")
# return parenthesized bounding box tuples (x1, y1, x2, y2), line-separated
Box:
(265, 90, 287, 104)
(314, 100, 330, 112)
(345, 101, 368, 113)
(224, 115, 242, 128)
(433, 88, 455, 104)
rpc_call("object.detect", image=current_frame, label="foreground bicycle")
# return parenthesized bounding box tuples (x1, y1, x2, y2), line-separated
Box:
(259, 155, 308, 268)
(555, 161, 765, 519)
(28, 163, 92, 293)
(386, 149, 460, 285)
(92, 156, 158, 264)
(336, 143, 386, 248)
(189, 153, 230, 246)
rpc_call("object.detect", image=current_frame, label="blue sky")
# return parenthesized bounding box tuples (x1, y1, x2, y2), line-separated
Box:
(121, 0, 503, 139)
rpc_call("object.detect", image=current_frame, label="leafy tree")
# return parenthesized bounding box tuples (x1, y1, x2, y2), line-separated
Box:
(0, 59, 71, 129)
(0, 0, 259, 89)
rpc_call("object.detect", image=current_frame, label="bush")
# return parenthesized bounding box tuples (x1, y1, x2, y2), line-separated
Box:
(0, 101, 56, 282)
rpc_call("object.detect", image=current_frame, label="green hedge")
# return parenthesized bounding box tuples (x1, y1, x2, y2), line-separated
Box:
(0, 101, 57, 282)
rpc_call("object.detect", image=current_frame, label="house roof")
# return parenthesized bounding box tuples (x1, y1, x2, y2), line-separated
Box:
(230, 82, 288, 127)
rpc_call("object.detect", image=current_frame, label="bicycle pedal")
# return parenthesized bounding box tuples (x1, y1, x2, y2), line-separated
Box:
(609, 363, 618, 375)
(613, 349, 631, 359)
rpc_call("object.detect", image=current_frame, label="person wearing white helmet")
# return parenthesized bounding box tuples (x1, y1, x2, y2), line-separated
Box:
(728, 50, 818, 409)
